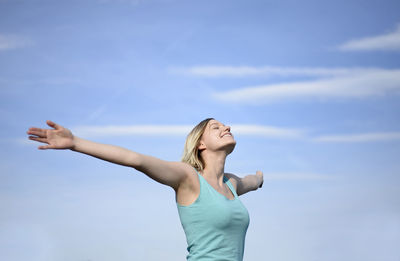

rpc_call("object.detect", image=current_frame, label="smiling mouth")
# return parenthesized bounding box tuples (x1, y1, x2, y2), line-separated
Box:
(221, 133, 233, 138)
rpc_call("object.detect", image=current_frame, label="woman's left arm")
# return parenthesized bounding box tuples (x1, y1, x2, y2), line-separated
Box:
(226, 171, 263, 196)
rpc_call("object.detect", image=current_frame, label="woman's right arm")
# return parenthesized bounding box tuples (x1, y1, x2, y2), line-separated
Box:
(27, 120, 191, 190)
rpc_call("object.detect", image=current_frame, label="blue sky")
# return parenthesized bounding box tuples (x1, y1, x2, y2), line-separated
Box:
(1, 0, 400, 260)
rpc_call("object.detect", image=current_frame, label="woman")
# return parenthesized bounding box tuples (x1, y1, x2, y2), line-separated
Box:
(27, 118, 263, 261)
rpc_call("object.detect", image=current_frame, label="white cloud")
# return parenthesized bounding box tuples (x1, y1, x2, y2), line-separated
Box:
(169, 65, 376, 78)
(22, 124, 400, 144)
(231, 124, 305, 138)
(71, 124, 305, 139)
(212, 68, 400, 103)
(312, 132, 400, 143)
(264, 172, 337, 181)
(338, 24, 400, 51)
(0, 34, 32, 51)
(72, 125, 193, 138)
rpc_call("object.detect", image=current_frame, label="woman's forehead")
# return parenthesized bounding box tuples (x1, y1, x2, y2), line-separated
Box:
(208, 119, 223, 126)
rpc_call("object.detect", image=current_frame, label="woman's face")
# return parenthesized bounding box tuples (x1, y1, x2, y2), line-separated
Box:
(199, 119, 236, 155)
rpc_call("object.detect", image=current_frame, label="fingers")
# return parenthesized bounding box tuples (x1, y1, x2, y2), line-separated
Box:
(27, 128, 47, 138)
(27, 121, 60, 150)
(27, 121, 62, 137)
(27, 135, 54, 149)
(28, 136, 48, 144)
(46, 120, 61, 130)
(28, 137, 52, 150)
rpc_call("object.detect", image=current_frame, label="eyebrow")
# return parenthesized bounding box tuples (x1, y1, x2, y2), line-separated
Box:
(209, 122, 221, 128)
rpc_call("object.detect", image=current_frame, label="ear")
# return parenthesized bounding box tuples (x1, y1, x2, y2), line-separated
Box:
(198, 141, 206, 151)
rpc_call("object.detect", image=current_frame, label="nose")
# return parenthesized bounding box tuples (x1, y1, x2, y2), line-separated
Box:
(224, 125, 231, 132)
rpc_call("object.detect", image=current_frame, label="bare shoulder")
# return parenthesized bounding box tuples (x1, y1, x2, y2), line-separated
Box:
(175, 163, 200, 206)
(170, 162, 198, 187)
(165, 161, 194, 173)
(135, 156, 195, 190)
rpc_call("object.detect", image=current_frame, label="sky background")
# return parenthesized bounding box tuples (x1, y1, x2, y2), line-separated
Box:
(1, 0, 400, 260)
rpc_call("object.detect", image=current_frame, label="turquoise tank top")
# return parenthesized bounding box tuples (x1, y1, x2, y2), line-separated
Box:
(177, 169, 250, 261)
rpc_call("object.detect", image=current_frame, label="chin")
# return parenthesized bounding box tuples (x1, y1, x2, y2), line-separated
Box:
(225, 141, 236, 155)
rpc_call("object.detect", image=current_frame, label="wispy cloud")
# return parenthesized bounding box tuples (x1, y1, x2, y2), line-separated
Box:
(264, 172, 338, 181)
(231, 124, 305, 138)
(170, 65, 400, 102)
(19, 126, 400, 146)
(72, 125, 193, 138)
(212, 68, 400, 103)
(312, 132, 400, 143)
(169, 65, 376, 78)
(0, 34, 32, 51)
(338, 24, 400, 51)
(71, 124, 305, 139)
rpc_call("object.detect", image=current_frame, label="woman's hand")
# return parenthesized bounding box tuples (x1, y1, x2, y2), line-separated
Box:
(27, 120, 75, 150)
(256, 170, 264, 188)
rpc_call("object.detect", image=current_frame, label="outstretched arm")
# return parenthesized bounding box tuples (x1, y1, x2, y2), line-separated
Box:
(27, 120, 191, 190)
(226, 171, 263, 196)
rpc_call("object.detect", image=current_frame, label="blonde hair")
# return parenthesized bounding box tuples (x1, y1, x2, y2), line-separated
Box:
(181, 118, 214, 171)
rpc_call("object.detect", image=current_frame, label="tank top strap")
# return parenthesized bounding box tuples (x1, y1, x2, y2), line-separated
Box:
(193, 168, 205, 182)
(223, 175, 239, 198)
(192, 168, 215, 199)
(193, 167, 200, 176)
(193, 167, 208, 189)
(193, 168, 239, 199)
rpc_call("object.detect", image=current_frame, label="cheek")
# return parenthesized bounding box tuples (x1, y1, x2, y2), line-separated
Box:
(205, 136, 219, 146)
(203, 130, 217, 141)
(202, 134, 220, 148)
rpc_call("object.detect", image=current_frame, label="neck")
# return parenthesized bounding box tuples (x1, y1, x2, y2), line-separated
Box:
(201, 151, 227, 185)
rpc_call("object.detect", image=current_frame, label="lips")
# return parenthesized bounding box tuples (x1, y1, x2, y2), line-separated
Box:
(221, 132, 233, 138)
